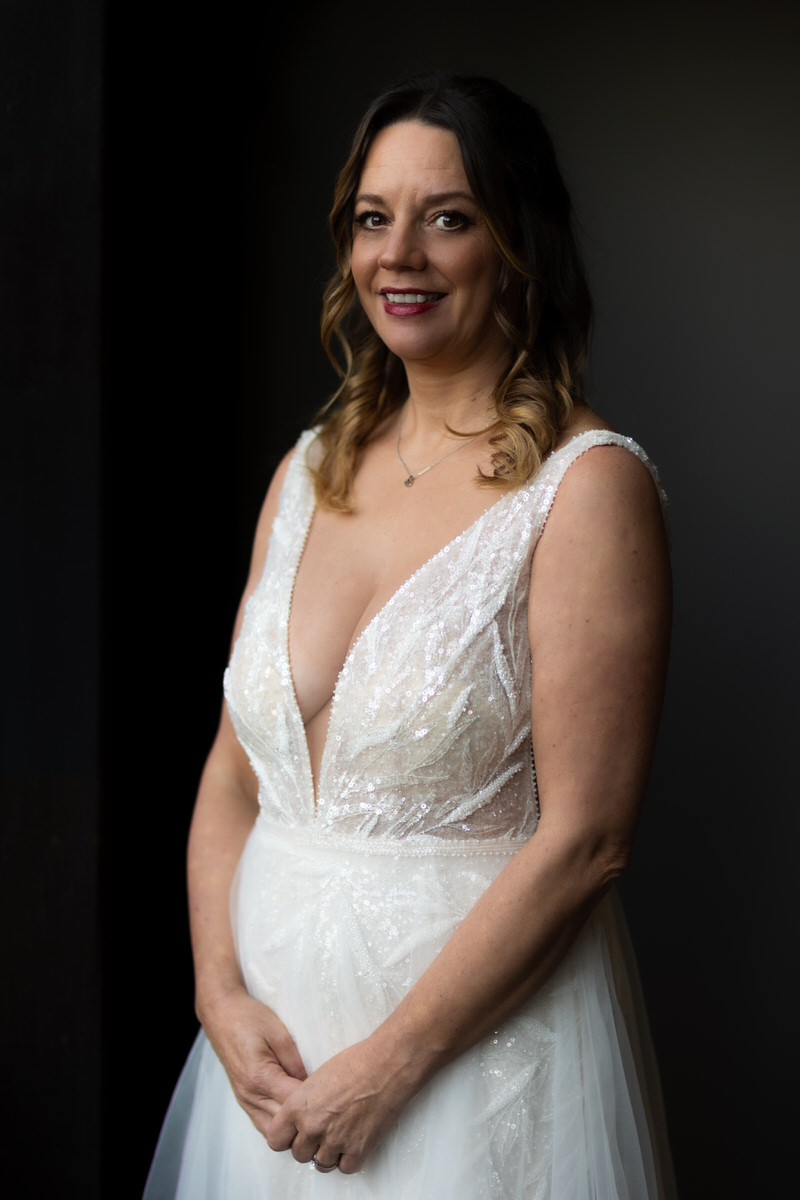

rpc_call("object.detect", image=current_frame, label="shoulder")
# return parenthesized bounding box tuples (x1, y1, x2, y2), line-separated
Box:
(530, 435, 671, 620)
(253, 448, 293, 540)
(539, 404, 662, 514)
(255, 429, 319, 538)
(246, 433, 313, 588)
(553, 436, 662, 513)
(537, 423, 666, 540)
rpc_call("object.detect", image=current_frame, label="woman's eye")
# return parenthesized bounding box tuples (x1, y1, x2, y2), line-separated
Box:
(433, 210, 469, 230)
(355, 211, 385, 229)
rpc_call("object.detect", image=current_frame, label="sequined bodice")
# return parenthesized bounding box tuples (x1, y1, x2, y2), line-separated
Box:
(223, 429, 660, 844)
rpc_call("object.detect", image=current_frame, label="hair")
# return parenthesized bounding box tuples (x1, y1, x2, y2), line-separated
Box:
(312, 72, 593, 511)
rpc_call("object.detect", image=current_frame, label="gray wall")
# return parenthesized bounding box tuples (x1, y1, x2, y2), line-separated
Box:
(3, 1, 797, 1196)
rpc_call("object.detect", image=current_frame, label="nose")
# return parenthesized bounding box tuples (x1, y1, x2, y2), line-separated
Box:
(377, 221, 427, 272)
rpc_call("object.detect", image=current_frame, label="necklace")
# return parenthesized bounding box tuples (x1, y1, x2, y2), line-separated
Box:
(395, 409, 495, 487)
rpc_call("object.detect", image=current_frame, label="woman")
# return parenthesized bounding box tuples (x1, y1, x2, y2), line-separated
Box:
(145, 73, 677, 1198)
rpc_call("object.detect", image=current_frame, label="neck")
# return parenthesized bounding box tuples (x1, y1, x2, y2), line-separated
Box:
(401, 363, 503, 439)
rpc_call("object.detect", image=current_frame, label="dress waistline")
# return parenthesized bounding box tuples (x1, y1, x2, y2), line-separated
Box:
(253, 814, 528, 859)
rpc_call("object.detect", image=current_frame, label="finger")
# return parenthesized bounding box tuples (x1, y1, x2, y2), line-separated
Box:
(265, 1109, 297, 1153)
(258, 1062, 303, 1106)
(269, 1027, 308, 1081)
(237, 1065, 293, 1115)
(312, 1152, 340, 1174)
(337, 1152, 363, 1176)
(289, 1133, 318, 1165)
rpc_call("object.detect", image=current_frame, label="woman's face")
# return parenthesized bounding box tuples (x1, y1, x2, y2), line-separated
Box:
(350, 121, 507, 374)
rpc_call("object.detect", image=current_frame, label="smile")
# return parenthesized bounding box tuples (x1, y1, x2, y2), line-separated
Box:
(381, 291, 445, 303)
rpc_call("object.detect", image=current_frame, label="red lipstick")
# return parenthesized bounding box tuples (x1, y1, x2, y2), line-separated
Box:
(379, 289, 446, 316)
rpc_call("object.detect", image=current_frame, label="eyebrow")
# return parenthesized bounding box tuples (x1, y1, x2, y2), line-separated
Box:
(354, 190, 477, 207)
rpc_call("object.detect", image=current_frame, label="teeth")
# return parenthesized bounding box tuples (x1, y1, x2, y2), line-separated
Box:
(384, 292, 438, 303)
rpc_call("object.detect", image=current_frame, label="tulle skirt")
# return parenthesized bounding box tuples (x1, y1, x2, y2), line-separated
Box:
(144, 818, 677, 1199)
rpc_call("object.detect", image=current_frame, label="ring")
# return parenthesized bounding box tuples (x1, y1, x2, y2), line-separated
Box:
(312, 1152, 338, 1173)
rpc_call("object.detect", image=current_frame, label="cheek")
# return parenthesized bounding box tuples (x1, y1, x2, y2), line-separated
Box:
(350, 248, 379, 323)
(459, 260, 501, 318)
(350, 239, 373, 290)
(450, 240, 501, 291)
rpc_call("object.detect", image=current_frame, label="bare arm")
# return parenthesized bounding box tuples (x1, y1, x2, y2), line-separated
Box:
(267, 445, 672, 1172)
(187, 451, 308, 1132)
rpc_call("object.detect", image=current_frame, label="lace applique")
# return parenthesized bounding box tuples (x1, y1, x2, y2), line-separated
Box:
(224, 429, 665, 844)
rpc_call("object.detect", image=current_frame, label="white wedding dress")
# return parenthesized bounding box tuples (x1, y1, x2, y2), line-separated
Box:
(144, 428, 677, 1199)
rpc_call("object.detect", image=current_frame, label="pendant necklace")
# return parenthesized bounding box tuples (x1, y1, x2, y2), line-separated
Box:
(395, 408, 496, 487)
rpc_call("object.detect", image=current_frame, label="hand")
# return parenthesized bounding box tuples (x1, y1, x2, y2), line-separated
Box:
(266, 1037, 418, 1174)
(200, 986, 308, 1138)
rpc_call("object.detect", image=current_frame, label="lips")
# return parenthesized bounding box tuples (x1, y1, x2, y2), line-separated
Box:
(379, 288, 446, 316)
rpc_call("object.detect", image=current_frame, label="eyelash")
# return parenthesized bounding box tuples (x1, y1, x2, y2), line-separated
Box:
(434, 210, 470, 231)
(354, 210, 472, 232)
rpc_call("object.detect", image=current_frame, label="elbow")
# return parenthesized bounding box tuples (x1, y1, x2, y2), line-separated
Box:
(534, 812, 637, 897)
(591, 837, 633, 890)
(554, 823, 633, 893)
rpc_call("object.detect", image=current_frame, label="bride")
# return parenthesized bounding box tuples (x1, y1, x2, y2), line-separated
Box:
(145, 73, 676, 1198)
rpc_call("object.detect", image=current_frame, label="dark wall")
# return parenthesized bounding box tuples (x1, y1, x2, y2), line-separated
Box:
(1, 2, 102, 1197)
(3, 1, 797, 1197)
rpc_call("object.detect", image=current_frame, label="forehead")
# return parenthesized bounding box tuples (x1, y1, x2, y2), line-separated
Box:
(359, 121, 470, 192)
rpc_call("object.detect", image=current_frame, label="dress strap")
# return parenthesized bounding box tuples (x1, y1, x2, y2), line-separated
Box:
(535, 429, 670, 539)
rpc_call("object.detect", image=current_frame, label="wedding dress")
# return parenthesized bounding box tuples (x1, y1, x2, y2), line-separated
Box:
(144, 428, 677, 1199)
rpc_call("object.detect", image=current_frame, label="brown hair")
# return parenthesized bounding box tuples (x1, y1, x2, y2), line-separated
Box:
(313, 73, 593, 511)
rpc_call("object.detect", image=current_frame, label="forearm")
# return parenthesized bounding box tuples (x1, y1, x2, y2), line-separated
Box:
(187, 751, 259, 1022)
(186, 749, 310, 1124)
(266, 821, 625, 1169)
(369, 821, 624, 1093)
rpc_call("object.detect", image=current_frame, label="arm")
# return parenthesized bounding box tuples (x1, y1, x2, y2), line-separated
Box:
(188, 451, 308, 1135)
(267, 445, 672, 1172)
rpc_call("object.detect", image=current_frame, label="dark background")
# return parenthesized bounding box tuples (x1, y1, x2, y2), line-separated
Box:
(2, 1, 798, 1196)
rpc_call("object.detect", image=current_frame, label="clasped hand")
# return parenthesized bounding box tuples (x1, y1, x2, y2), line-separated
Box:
(266, 1039, 409, 1175)
(206, 991, 412, 1174)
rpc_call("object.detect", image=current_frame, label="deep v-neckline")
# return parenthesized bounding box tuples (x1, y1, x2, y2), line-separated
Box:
(285, 477, 518, 810)
(283, 428, 616, 808)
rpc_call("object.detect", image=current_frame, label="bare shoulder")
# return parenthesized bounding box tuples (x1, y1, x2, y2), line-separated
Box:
(254, 448, 295, 536)
(244, 447, 297, 590)
(531, 439, 671, 637)
(545, 439, 666, 547)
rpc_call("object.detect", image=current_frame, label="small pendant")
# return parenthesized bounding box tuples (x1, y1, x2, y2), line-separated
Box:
(404, 476, 415, 487)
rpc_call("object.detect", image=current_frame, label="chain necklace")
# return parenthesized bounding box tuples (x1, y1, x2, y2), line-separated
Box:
(395, 408, 496, 487)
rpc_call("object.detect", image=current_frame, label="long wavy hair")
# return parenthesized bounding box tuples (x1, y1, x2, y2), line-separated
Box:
(312, 73, 593, 510)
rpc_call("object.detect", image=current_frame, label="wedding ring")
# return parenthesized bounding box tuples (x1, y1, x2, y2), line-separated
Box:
(312, 1152, 338, 1173)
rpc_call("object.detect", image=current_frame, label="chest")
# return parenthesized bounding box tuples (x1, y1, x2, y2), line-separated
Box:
(288, 479, 509, 724)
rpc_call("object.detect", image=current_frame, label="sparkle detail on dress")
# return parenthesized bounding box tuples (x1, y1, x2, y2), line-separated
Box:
(159, 426, 675, 1200)
(223, 428, 666, 844)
